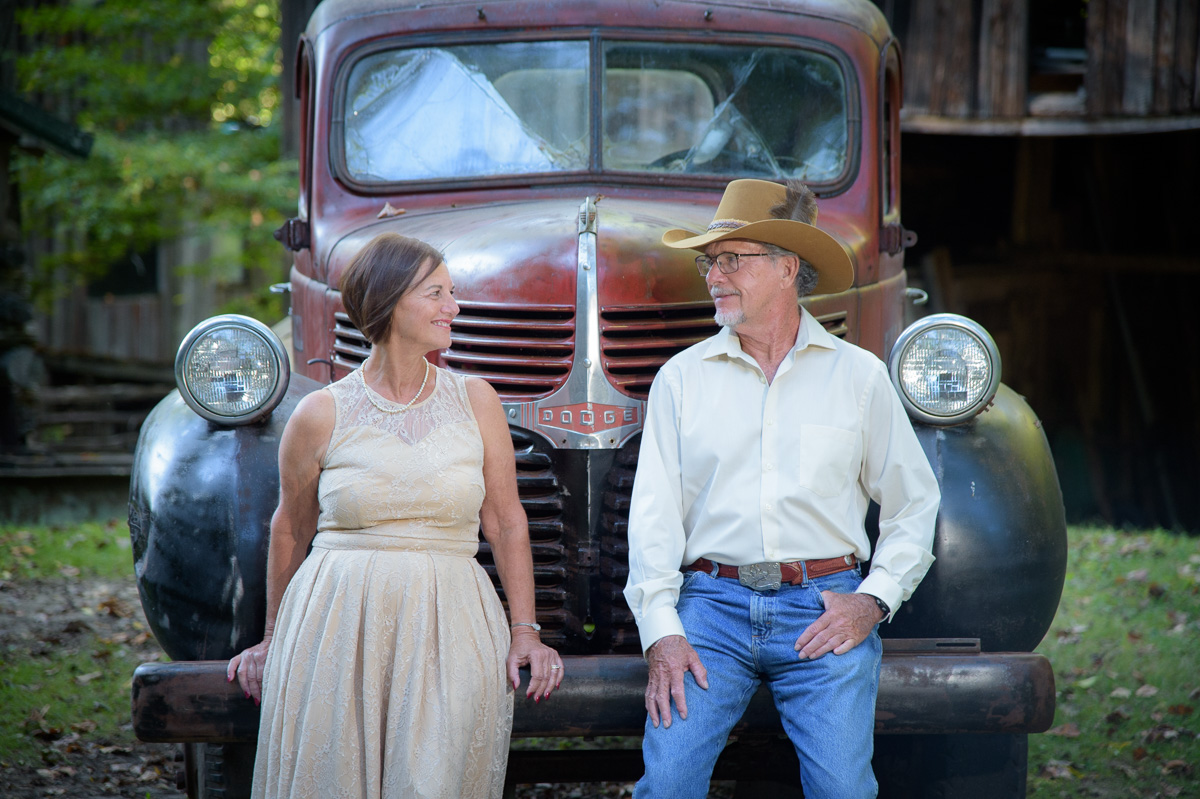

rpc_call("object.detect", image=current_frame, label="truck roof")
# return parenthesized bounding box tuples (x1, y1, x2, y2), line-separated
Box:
(306, 0, 891, 45)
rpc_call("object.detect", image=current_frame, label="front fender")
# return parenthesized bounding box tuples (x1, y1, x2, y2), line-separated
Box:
(883, 383, 1068, 652)
(128, 374, 322, 661)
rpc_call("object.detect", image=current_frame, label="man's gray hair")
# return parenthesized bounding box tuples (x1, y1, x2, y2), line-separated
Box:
(761, 242, 819, 298)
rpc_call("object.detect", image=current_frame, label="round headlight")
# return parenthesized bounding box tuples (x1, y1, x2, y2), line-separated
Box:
(888, 313, 1001, 426)
(174, 314, 290, 425)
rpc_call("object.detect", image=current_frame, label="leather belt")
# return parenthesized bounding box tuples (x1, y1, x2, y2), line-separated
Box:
(684, 554, 857, 591)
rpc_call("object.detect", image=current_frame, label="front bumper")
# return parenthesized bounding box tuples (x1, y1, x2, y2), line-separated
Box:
(131, 639, 1054, 744)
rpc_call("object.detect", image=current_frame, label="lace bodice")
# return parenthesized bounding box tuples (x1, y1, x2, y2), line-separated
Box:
(315, 366, 485, 543)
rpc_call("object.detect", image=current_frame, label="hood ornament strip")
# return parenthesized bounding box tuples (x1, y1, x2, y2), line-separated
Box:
(502, 196, 645, 449)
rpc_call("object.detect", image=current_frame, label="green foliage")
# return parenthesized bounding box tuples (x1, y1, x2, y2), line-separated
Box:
(14, 0, 297, 306)
(1029, 527, 1199, 797)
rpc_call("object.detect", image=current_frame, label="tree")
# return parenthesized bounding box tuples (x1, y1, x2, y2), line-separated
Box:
(14, 0, 297, 321)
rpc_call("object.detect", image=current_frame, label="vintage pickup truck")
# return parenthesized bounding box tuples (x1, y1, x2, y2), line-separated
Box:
(128, 0, 1067, 796)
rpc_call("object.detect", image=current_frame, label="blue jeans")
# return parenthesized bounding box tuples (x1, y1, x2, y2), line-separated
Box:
(634, 567, 882, 799)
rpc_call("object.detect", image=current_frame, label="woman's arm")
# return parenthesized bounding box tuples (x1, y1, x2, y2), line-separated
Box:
(227, 389, 334, 703)
(466, 377, 564, 701)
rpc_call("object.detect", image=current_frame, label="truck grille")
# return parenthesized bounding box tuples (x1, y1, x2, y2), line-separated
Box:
(332, 311, 370, 371)
(599, 302, 719, 400)
(599, 435, 641, 653)
(475, 428, 570, 646)
(446, 301, 575, 400)
(600, 305, 850, 399)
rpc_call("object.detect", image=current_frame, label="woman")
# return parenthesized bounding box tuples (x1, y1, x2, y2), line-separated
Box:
(227, 232, 563, 798)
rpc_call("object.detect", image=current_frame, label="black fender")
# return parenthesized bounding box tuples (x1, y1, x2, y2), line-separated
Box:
(881, 383, 1068, 652)
(127, 374, 322, 661)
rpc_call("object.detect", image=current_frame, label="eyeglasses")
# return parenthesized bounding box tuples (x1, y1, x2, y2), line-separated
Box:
(695, 251, 775, 276)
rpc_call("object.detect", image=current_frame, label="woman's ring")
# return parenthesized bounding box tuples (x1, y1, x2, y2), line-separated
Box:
(550, 664, 561, 670)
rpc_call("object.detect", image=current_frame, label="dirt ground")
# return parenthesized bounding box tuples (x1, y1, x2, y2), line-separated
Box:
(0, 575, 186, 798)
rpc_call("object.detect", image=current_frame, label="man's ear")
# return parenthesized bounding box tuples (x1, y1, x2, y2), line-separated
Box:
(777, 254, 800, 287)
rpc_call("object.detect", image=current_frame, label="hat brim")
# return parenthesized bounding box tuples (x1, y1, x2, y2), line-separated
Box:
(663, 219, 854, 295)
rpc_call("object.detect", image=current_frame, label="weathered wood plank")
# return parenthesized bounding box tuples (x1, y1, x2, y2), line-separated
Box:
(904, 0, 939, 112)
(978, 0, 1028, 118)
(1103, 0, 1129, 115)
(1086, 0, 1111, 115)
(1123, 0, 1157, 115)
(931, 0, 977, 116)
(1154, 0, 1178, 115)
(1179, 0, 1200, 111)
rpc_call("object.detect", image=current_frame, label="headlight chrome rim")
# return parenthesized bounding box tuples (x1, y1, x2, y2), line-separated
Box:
(174, 314, 290, 426)
(888, 313, 1001, 426)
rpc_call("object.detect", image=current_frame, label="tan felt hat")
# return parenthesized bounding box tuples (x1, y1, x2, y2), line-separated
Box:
(662, 179, 854, 295)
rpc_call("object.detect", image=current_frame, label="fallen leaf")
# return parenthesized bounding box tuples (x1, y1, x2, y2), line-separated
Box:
(1105, 709, 1131, 723)
(70, 720, 97, 733)
(1162, 760, 1191, 776)
(1133, 747, 1148, 760)
(58, 564, 80, 578)
(1126, 568, 1149, 582)
(1111, 687, 1132, 699)
(1148, 582, 1166, 599)
(1037, 759, 1077, 779)
(1076, 675, 1099, 689)
(97, 597, 132, 618)
(75, 671, 103, 685)
(1127, 630, 1143, 642)
(1047, 722, 1082, 737)
(1143, 725, 1180, 742)
(1169, 704, 1196, 716)
(139, 767, 161, 782)
(1136, 684, 1159, 698)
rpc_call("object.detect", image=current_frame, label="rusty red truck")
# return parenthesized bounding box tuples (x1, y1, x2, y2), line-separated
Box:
(128, 1, 1066, 795)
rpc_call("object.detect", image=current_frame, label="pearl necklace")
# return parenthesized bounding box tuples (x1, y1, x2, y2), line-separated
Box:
(360, 359, 430, 414)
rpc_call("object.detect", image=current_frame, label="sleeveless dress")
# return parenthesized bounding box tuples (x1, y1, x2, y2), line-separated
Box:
(252, 366, 513, 799)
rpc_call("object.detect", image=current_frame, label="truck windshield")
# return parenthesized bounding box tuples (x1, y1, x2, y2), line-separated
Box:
(343, 39, 848, 184)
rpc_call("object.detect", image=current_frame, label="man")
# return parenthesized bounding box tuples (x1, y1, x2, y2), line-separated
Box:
(623, 178, 941, 798)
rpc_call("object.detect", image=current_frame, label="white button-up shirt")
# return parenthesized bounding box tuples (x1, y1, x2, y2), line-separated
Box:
(623, 310, 940, 652)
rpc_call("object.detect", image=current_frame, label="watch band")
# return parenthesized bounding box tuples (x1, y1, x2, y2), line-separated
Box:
(869, 595, 891, 618)
(511, 621, 541, 632)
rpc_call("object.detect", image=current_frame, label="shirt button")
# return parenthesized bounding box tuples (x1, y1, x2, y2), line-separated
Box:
(764, 463, 774, 471)
(764, 503, 773, 511)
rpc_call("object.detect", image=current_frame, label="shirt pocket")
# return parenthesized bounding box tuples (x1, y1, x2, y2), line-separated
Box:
(792, 424, 858, 498)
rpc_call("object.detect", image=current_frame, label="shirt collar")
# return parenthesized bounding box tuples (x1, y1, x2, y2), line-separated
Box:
(701, 308, 838, 362)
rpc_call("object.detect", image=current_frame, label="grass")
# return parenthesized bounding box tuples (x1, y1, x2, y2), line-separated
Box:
(1, 520, 1196, 796)
(0, 519, 132, 581)
(1028, 526, 1199, 798)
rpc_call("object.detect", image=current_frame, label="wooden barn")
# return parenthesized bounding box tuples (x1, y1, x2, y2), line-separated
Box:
(875, 0, 1200, 530)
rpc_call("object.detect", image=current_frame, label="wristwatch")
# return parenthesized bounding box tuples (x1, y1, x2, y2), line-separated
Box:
(868, 595, 890, 619)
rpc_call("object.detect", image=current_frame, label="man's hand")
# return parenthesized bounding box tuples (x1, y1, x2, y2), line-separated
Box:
(644, 635, 709, 729)
(794, 591, 884, 660)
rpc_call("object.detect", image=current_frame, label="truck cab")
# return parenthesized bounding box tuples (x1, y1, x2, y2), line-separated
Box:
(129, 1, 1066, 796)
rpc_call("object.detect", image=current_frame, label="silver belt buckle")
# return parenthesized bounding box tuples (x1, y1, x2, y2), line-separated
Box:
(738, 561, 782, 592)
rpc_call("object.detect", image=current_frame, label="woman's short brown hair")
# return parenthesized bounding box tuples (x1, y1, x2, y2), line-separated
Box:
(339, 233, 444, 344)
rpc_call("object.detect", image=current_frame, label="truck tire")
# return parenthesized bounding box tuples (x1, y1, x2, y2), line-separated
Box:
(184, 743, 256, 799)
(874, 733, 1028, 799)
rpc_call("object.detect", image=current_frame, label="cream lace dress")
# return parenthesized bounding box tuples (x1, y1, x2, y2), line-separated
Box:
(252, 366, 513, 799)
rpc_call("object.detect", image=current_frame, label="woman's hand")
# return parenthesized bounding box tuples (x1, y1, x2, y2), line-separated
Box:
(227, 636, 272, 705)
(507, 628, 564, 702)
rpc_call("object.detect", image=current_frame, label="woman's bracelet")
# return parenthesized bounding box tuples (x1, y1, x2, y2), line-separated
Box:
(511, 621, 542, 632)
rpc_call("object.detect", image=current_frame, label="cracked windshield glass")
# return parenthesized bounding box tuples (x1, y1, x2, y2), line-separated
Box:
(344, 40, 848, 183)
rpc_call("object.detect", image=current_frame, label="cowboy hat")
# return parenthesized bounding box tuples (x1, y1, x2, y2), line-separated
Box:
(662, 179, 854, 294)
